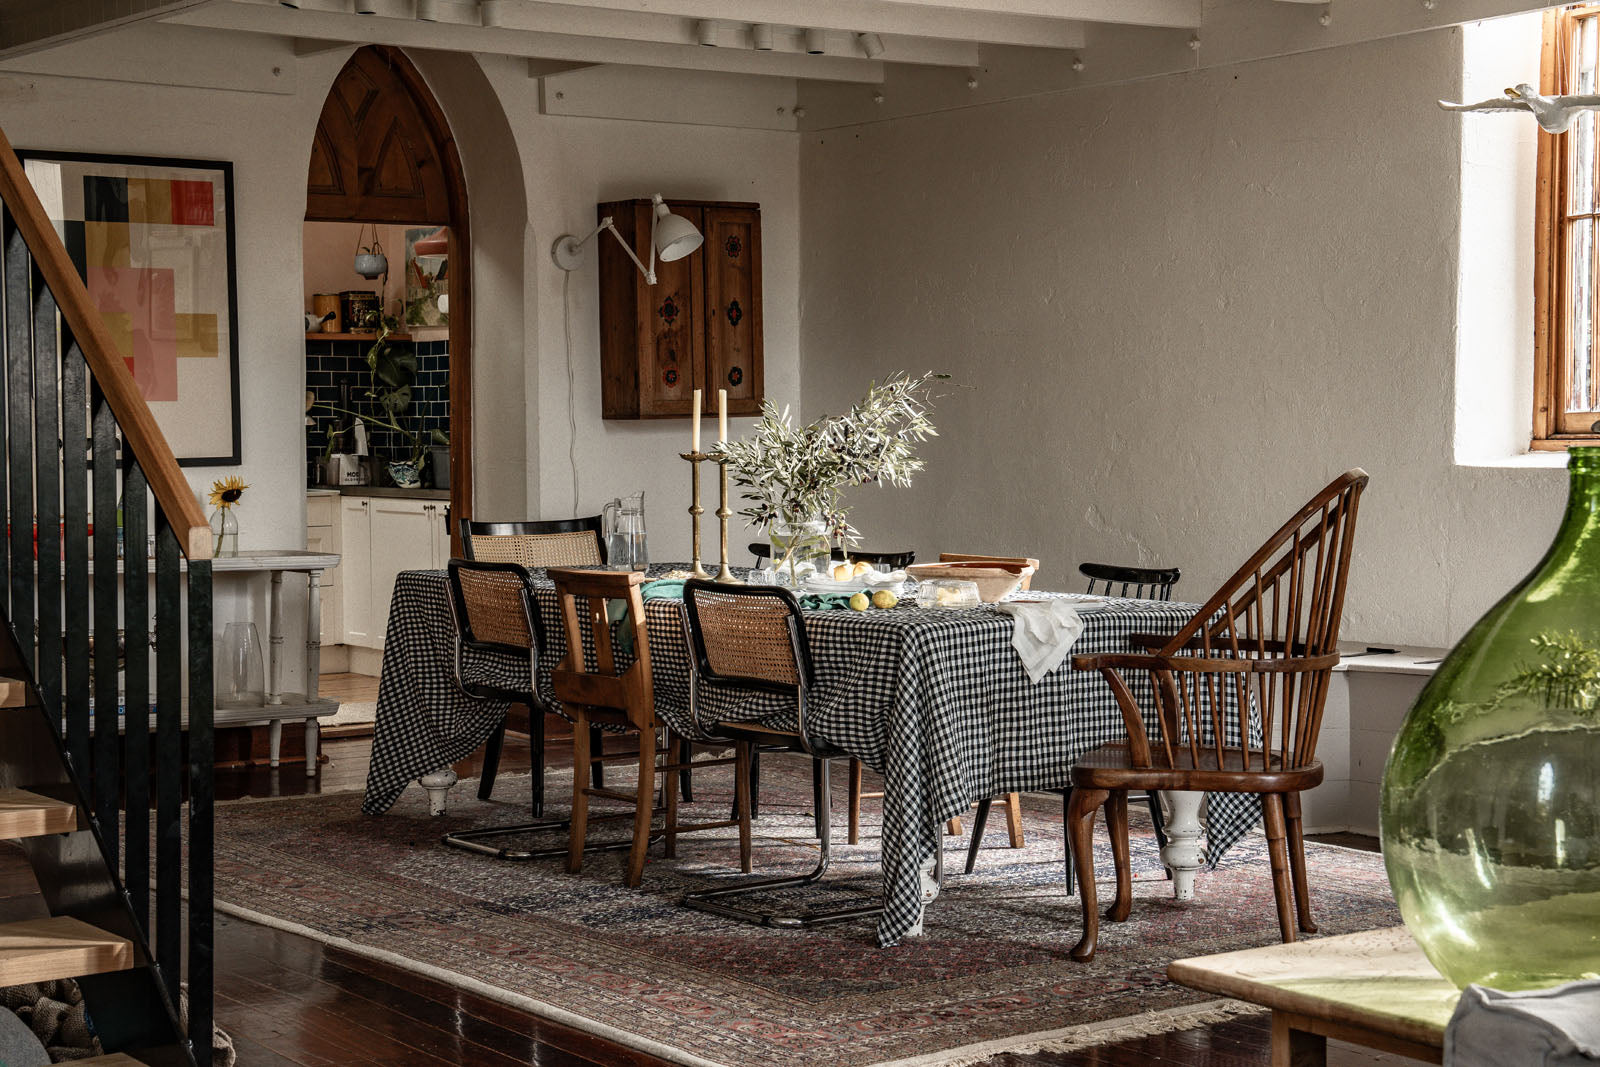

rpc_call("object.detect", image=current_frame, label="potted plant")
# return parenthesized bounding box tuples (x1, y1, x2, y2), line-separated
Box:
(318, 311, 447, 488)
(719, 372, 946, 582)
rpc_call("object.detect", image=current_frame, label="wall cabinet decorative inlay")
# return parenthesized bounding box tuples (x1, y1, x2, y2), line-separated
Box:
(597, 198, 763, 420)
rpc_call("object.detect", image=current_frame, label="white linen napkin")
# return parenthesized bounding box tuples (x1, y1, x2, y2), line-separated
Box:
(996, 599, 1086, 683)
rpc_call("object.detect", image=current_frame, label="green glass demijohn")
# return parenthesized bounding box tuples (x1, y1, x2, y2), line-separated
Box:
(1381, 447, 1600, 990)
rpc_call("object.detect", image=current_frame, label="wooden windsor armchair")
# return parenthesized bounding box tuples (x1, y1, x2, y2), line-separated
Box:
(1064, 469, 1368, 961)
(680, 580, 884, 927)
(459, 515, 642, 806)
(549, 569, 742, 887)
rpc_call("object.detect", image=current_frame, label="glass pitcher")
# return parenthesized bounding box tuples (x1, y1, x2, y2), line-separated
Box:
(603, 492, 649, 572)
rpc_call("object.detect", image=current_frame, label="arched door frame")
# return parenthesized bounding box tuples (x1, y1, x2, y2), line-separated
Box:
(305, 44, 473, 547)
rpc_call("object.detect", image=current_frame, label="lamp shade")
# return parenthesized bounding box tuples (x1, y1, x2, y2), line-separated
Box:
(653, 205, 703, 262)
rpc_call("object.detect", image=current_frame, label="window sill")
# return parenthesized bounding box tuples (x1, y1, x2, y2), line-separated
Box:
(1457, 450, 1569, 470)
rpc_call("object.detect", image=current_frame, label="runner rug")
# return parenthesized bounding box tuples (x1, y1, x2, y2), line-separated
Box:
(213, 759, 1400, 1067)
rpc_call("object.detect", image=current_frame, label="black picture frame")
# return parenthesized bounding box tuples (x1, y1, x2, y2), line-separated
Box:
(18, 149, 242, 467)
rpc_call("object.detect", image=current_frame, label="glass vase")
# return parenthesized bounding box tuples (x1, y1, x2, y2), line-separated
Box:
(768, 519, 831, 586)
(1380, 447, 1600, 991)
(215, 621, 264, 709)
(209, 506, 238, 557)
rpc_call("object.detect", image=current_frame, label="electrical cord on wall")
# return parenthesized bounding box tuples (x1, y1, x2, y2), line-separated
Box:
(562, 268, 580, 516)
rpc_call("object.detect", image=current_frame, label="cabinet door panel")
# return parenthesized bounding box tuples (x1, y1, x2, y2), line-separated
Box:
(306, 523, 342, 645)
(368, 499, 436, 650)
(340, 498, 373, 646)
(641, 203, 704, 417)
(702, 206, 762, 416)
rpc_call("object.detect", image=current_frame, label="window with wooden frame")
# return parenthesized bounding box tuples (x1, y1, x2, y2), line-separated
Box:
(1536, 5, 1600, 447)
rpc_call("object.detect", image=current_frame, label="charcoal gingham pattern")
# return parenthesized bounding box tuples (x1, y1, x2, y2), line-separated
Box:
(362, 568, 1263, 947)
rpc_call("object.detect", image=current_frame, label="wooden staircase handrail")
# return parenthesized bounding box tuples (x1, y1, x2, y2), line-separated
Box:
(0, 124, 211, 561)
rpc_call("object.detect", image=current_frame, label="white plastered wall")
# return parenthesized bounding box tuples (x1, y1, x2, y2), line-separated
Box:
(799, 25, 1562, 648)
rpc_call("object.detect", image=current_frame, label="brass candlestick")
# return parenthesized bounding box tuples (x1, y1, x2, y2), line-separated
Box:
(679, 450, 713, 580)
(712, 454, 741, 584)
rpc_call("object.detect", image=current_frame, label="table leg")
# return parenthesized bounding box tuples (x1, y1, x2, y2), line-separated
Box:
(306, 718, 320, 778)
(268, 719, 282, 768)
(421, 767, 458, 816)
(267, 570, 285, 706)
(1159, 790, 1205, 901)
(1272, 1011, 1327, 1066)
(306, 569, 322, 701)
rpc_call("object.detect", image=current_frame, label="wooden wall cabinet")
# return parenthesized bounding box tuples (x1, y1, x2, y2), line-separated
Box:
(597, 198, 763, 420)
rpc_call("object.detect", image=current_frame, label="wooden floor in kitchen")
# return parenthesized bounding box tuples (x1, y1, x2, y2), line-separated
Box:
(0, 672, 1407, 1066)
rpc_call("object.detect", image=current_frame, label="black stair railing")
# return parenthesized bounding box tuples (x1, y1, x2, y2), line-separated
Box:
(0, 123, 213, 1064)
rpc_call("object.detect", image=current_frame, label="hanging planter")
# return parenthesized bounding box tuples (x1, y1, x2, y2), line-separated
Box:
(354, 223, 388, 281)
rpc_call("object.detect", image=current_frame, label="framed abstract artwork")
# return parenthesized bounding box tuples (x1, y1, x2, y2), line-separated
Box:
(20, 150, 241, 466)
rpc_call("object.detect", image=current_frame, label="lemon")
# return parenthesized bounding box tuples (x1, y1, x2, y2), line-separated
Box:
(849, 591, 871, 612)
(872, 590, 899, 609)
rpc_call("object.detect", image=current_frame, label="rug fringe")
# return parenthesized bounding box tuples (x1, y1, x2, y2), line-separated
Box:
(870, 999, 1267, 1067)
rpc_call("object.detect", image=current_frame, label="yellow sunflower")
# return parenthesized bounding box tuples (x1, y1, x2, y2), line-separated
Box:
(208, 476, 249, 510)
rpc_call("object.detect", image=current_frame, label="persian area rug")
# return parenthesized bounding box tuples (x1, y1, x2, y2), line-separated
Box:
(213, 758, 1400, 1067)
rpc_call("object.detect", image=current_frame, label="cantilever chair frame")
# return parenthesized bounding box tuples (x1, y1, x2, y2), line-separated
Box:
(439, 558, 634, 861)
(679, 580, 888, 929)
(1063, 469, 1368, 961)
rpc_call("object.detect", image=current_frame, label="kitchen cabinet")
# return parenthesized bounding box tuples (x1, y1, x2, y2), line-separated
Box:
(597, 198, 762, 420)
(332, 493, 450, 649)
(306, 492, 342, 643)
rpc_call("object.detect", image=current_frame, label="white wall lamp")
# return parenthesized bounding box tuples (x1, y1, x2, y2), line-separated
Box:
(857, 32, 885, 59)
(551, 194, 703, 284)
(805, 28, 828, 55)
(751, 23, 775, 50)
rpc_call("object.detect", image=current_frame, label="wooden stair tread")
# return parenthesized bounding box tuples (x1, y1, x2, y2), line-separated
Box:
(0, 788, 78, 839)
(0, 676, 30, 707)
(0, 916, 133, 986)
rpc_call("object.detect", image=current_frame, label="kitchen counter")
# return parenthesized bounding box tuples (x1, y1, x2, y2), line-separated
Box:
(308, 486, 450, 501)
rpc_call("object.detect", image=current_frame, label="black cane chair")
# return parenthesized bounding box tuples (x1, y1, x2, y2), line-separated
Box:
(459, 516, 625, 804)
(680, 580, 890, 927)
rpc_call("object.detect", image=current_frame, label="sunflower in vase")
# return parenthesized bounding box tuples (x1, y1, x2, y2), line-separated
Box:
(207, 476, 248, 556)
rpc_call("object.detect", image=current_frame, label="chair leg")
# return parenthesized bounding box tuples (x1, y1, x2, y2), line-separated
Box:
(663, 733, 680, 860)
(848, 758, 863, 845)
(1145, 792, 1169, 851)
(946, 816, 963, 836)
(1060, 789, 1075, 896)
(812, 758, 827, 839)
(678, 736, 695, 803)
(567, 713, 592, 874)
(735, 741, 753, 874)
(624, 726, 656, 889)
(749, 747, 761, 819)
(478, 720, 506, 802)
(1104, 791, 1132, 923)
(1262, 792, 1296, 944)
(964, 796, 994, 874)
(590, 725, 606, 789)
(1284, 791, 1317, 934)
(1003, 792, 1026, 848)
(1068, 788, 1109, 961)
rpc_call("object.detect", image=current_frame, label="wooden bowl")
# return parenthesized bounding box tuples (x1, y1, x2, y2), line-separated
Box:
(906, 561, 1035, 603)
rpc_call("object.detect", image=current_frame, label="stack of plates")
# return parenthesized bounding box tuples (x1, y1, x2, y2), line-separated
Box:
(798, 569, 908, 596)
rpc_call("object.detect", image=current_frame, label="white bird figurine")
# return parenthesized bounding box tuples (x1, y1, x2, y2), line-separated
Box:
(1440, 82, 1600, 134)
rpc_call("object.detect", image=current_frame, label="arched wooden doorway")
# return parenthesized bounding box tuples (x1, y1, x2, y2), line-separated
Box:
(306, 45, 472, 543)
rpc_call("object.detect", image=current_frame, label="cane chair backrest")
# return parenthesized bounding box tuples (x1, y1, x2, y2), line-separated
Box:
(547, 568, 654, 732)
(1104, 470, 1368, 777)
(446, 559, 540, 653)
(460, 516, 605, 568)
(682, 581, 813, 693)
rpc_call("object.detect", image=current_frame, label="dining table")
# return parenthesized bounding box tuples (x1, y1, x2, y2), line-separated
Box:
(361, 564, 1262, 948)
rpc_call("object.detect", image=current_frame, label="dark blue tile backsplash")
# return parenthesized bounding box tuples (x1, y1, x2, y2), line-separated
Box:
(306, 336, 449, 484)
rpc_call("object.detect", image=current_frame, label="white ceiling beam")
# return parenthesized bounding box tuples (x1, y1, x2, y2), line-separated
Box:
(0, 0, 213, 60)
(167, 1, 890, 82)
(513, 0, 1085, 50)
(874, 0, 1200, 30)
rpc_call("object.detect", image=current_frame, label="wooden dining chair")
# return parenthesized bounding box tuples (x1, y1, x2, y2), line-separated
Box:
(549, 568, 741, 887)
(679, 580, 884, 927)
(1063, 469, 1368, 961)
(937, 552, 1040, 865)
(1079, 563, 1181, 602)
(458, 515, 621, 805)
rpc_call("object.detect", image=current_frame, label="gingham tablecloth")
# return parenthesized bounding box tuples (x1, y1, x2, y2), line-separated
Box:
(361, 566, 1262, 947)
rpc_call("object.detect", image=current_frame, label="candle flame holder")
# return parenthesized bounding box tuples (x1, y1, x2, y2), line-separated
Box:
(679, 450, 714, 580)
